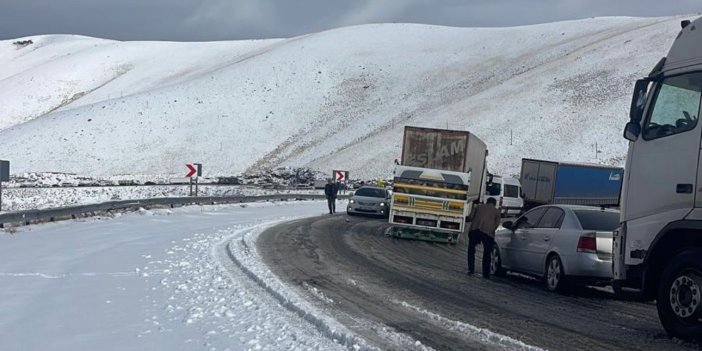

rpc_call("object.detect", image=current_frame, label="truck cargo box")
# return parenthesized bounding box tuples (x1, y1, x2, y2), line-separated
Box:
(520, 158, 623, 207)
(400, 126, 487, 200)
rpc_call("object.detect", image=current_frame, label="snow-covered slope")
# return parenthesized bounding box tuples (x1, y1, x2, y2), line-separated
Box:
(0, 16, 689, 178)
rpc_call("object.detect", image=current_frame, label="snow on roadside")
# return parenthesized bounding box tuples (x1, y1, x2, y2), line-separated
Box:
(150, 219, 355, 351)
(1, 186, 321, 212)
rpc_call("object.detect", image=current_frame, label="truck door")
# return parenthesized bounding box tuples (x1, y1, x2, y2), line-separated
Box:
(623, 72, 702, 264)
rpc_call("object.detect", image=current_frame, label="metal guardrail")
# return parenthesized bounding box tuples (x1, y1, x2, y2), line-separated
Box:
(0, 194, 343, 228)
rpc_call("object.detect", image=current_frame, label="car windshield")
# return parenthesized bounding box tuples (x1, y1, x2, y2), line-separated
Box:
(355, 188, 386, 198)
(573, 210, 620, 231)
(504, 184, 519, 198)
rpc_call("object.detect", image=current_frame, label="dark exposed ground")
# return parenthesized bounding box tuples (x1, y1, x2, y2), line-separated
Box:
(258, 214, 700, 351)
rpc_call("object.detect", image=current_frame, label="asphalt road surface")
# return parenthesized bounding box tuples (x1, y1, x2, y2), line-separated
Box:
(258, 214, 701, 351)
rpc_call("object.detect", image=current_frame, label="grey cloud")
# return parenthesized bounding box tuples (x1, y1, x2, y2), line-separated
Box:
(0, 0, 700, 41)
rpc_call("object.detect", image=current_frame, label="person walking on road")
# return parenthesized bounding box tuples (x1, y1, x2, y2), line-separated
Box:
(324, 179, 339, 214)
(467, 197, 501, 279)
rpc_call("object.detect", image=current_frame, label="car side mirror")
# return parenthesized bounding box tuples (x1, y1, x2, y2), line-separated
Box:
(623, 121, 641, 141)
(348, 191, 354, 197)
(503, 221, 514, 231)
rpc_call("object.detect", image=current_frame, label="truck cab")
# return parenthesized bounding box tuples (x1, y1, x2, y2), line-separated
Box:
(614, 18, 702, 339)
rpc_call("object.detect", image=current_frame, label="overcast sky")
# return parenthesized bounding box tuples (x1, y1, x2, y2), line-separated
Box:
(1, 0, 701, 41)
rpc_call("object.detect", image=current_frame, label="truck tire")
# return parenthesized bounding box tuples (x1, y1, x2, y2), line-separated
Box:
(657, 249, 702, 340)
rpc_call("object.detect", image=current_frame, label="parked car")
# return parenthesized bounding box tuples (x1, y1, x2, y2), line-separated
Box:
(491, 205, 620, 292)
(485, 175, 524, 217)
(347, 186, 390, 217)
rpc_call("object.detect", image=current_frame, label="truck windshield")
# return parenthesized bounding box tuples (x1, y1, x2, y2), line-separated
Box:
(642, 72, 702, 140)
(486, 181, 501, 196)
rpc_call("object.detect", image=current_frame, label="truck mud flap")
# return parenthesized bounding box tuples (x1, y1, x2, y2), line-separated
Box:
(385, 226, 460, 244)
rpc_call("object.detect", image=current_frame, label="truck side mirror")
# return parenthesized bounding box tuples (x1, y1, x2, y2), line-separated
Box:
(624, 121, 641, 141)
(630, 79, 649, 122)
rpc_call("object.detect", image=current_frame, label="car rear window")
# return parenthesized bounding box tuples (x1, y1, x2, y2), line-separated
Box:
(355, 188, 386, 198)
(573, 210, 620, 231)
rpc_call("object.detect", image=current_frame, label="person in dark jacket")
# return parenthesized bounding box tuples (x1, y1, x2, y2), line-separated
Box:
(324, 179, 339, 214)
(466, 197, 501, 278)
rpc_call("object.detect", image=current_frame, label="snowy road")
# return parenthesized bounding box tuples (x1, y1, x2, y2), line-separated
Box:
(0, 201, 359, 351)
(258, 215, 702, 351)
(3, 201, 699, 351)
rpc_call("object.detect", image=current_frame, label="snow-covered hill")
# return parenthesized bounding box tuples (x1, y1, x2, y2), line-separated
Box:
(0, 16, 690, 178)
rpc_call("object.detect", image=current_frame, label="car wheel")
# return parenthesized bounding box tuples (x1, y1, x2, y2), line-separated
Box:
(490, 245, 506, 277)
(545, 254, 567, 293)
(657, 249, 702, 340)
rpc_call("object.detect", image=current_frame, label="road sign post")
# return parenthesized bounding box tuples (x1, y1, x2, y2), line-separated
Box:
(332, 170, 348, 182)
(194, 163, 202, 196)
(332, 170, 349, 194)
(186, 163, 203, 197)
(0, 161, 9, 212)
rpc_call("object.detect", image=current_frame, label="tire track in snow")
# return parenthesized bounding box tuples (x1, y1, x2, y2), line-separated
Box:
(216, 221, 379, 351)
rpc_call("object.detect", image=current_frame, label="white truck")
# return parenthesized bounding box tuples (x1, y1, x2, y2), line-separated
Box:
(614, 18, 702, 339)
(388, 126, 488, 244)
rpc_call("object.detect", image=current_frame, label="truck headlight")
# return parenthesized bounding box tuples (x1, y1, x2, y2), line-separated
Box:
(380, 202, 386, 207)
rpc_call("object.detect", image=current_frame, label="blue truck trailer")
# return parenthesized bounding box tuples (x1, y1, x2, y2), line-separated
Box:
(520, 158, 623, 209)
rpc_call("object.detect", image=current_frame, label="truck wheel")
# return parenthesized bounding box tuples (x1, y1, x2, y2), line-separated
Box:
(545, 254, 568, 293)
(490, 245, 506, 277)
(657, 249, 702, 340)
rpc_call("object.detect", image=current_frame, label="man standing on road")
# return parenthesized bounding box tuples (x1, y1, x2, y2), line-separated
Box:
(467, 198, 501, 279)
(324, 178, 338, 214)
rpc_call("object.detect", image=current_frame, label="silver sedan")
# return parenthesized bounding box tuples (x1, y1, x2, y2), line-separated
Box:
(347, 186, 390, 217)
(491, 205, 620, 292)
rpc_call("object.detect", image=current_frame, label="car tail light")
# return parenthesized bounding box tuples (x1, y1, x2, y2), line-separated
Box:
(577, 232, 597, 253)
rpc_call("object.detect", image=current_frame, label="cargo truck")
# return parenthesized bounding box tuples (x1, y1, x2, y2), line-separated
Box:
(520, 158, 623, 210)
(613, 18, 702, 340)
(388, 126, 488, 244)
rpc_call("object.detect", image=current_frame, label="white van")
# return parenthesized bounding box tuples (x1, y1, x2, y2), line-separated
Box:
(484, 175, 523, 217)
